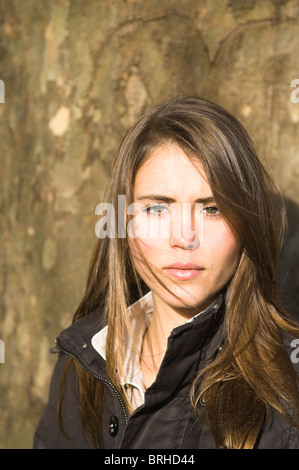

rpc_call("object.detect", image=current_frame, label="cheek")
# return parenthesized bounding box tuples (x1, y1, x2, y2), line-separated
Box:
(219, 234, 240, 273)
(128, 234, 159, 275)
(205, 224, 239, 267)
(132, 238, 164, 269)
(129, 212, 169, 253)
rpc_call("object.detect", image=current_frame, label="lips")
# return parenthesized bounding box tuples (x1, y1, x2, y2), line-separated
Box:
(164, 262, 204, 280)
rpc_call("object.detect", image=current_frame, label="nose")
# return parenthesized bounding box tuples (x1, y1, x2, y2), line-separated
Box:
(169, 233, 200, 250)
(169, 204, 200, 250)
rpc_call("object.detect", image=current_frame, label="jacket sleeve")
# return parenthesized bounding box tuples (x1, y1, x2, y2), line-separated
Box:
(33, 351, 92, 449)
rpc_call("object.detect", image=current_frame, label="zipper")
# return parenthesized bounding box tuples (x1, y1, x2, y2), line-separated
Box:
(56, 338, 128, 427)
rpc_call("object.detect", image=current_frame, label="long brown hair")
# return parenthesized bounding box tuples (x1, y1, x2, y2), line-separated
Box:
(61, 95, 299, 448)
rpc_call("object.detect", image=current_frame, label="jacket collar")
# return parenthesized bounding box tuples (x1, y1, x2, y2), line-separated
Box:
(141, 295, 225, 409)
(56, 308, 109, 379)
(56, 292, 226, 391)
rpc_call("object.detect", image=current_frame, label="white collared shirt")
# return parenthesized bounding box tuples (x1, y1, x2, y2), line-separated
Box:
(91, 291, 221, 411)
(92, 291, 153, 409)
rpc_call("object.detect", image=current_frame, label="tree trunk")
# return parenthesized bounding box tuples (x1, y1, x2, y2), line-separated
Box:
(0, 0, 298, 448)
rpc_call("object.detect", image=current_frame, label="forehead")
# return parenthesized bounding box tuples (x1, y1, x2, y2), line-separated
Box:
(134, 143, 213, 199)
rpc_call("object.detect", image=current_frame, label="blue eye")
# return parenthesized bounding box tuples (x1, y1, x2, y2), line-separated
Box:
(145, 204, 169, 215)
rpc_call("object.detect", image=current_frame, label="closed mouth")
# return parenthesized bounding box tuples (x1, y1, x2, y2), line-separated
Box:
(164, 263, 204, 280)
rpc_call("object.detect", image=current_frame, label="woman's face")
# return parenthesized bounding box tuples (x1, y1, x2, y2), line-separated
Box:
(129, 143, 240, 317)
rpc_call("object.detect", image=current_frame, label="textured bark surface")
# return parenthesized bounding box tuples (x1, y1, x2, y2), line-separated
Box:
(0, 0, 298, 448)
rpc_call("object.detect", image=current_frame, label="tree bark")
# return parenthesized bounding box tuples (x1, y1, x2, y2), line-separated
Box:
(0, 0, 298, 448)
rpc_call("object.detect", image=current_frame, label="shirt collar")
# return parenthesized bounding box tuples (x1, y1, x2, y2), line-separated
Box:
(91, 291, 153, 394)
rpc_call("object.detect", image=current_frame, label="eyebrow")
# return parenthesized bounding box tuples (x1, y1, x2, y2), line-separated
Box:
(135, 195, 216, 204)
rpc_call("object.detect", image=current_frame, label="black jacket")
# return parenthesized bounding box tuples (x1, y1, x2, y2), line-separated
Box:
(34, 300, 299, 449)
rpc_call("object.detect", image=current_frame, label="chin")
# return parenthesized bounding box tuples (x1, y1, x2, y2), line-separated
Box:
(158, 289, 212, 310)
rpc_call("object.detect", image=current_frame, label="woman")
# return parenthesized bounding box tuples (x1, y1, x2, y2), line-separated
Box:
(34, 95, 299, 449)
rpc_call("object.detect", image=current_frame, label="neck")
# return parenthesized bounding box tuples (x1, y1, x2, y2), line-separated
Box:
(150, 293, 213, 336)
(140, 293, 213, 388)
